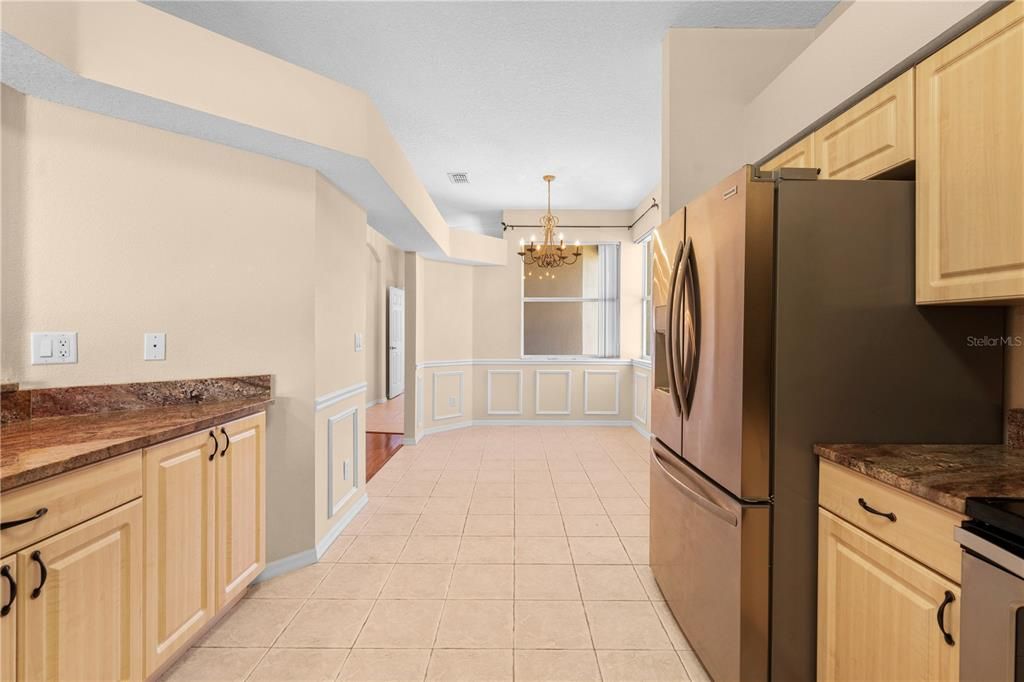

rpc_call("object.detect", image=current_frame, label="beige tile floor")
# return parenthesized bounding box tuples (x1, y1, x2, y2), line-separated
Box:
(162, 426, 712, 682)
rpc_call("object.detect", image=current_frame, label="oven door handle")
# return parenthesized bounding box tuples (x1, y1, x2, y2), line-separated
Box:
(652, 446, 737, 527)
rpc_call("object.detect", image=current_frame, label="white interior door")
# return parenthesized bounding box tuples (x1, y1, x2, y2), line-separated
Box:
(387, 287, 405, 399)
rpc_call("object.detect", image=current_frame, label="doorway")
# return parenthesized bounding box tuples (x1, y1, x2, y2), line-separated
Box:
(366, 283, 405, 480)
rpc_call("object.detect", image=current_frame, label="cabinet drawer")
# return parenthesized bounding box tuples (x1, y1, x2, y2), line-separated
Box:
(815, 70, 914, 179)
(0, 451, 142, 555)
(819, 460, 964, 583)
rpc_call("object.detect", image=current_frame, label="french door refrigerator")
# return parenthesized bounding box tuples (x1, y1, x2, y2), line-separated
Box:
(649, 165, 1005, 681)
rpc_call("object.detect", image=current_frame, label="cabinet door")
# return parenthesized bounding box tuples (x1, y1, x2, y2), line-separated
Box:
(818, 509, 959, 682)
(760, 135, 815, 172)
(815, 70, 914, 180)
(217, 412, 266, 608)
(916, 2, 1024, 303)
(0, 559, 15, 682)
(143, 428, 218, 676)
(19, 500, 143, 682)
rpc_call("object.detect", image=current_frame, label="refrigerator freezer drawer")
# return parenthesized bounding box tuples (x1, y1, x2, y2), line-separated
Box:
(650, 439, 771, 682)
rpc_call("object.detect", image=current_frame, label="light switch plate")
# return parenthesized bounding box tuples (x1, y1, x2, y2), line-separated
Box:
(144, 332, 166, 361)
(354, 332, 363, 352)
(31, 332, 78, 365)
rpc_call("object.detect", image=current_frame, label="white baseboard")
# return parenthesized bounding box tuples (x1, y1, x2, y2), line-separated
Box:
(632, 421, 652, 439)
(254, 548, 317, 583)
(402, 435, 421, 445)
(315, 493, 368, 559)
(419, 418, 635, 436)
(255, 493, 368, 583)
(365, 398, 386, 410)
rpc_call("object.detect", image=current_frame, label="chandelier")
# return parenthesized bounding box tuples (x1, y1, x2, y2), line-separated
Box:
(518, 175, 582, 268)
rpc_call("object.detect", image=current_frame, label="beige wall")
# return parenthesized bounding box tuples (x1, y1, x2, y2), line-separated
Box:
(1, 88, 370, 562)
(421, 258, 474, 363)
(365, 227, 404, 404)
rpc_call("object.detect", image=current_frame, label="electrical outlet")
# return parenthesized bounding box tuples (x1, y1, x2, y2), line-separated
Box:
(31, 332, 78, 365)
(144, 333, 166, 361)
(448, 396, 457, 408)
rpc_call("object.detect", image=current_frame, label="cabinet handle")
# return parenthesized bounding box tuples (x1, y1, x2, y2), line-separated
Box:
(29, 551, 46, 599)
(1, 565, 15, 617)
(207, 430, 218, 462)
(857, 497, 897, 522)
(937, 590, 956, 646)
(0, 507, 48, 530)
(220, 427, 230, 457)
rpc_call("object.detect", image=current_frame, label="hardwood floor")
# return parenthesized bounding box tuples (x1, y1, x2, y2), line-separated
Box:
(366, 433, 403, 482)
(367, 395, 404, 435)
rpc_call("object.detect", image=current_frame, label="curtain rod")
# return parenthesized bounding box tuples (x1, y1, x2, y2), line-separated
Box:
(501, 198, 658, 233)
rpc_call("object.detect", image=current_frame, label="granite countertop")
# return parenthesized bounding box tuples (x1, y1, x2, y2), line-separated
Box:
(1, 398, 271, 491)
(814, 443, 1024, 513)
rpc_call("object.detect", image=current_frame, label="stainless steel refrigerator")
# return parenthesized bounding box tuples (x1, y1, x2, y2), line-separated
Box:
(649, 165, 1005, 681)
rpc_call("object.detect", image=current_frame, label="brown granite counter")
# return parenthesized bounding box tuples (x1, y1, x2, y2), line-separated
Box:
(814, 443, 1024, 513)
(1, 398, 271, 491)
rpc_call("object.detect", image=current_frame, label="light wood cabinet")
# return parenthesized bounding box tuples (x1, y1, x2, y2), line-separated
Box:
(760, 135, 815, 172)
(216, 413, 266, 608)
(815, 70, 915, 180)
(0, 559, 15, 682)
(818, 509, 960, 682)
(143, 412, 266, 675)
(143, 428, 218, 676)
(19, 500, 143, 682)
(915, 2, 1024, 303)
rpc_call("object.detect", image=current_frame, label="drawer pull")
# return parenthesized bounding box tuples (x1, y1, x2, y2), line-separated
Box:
(29, 551, 46, 599)
(937, 590, 955, 646)
(220, 427, 231, 457)
(858, 497, 897, 522)
(1, 565, 15, 617)
(0, 507, 48, 530)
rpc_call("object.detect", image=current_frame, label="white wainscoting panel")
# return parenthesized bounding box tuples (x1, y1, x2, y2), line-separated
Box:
(326, 406, 359, 517)
(487, 369, 523, 415)
(432, 370, 465, 421)
(535, 369, 572, 415)
(633, 372, 650, 423)
(584, 369, 620, 416)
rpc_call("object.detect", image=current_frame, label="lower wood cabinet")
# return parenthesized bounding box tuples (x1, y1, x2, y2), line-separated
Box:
(1, 561, 16, 682)
(16, 500, 143, 681)
(143, 412, 266, 677)
(818, 509, 960, 681)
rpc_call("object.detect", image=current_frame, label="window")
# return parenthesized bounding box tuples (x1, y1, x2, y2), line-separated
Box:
(522, 243, 620, 357)
(640, 236, 653, 359)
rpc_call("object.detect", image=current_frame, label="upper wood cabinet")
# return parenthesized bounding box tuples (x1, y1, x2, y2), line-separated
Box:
(818, 509, 960, 682)
(0, 559, 15, 682)
(916, 2, 1024, 303)
(216, 413, 266, 608)
(18, 500, 143, 682)
(815, 70, 915, 180)
(144, 428, 218, 677)
(760, 135, 815, 172)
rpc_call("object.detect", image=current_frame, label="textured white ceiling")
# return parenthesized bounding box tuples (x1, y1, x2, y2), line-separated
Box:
(148, 1, 837, 235)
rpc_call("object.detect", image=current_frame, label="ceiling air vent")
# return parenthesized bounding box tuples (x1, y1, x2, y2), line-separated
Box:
(447, 172, 470, 185)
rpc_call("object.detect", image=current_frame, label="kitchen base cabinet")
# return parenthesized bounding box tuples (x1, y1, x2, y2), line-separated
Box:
(0, 560, 15, 682)
(818, 509, 959, 681)
(144, 428, 218, 677)
(19, 500, 143, 682)
(216, 413, 266, 608)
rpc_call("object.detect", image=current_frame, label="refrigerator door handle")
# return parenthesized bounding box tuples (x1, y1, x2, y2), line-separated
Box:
(680, 238, 700, 415)
(652, 446, 738, 527)
(665, 241, 684, 416)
